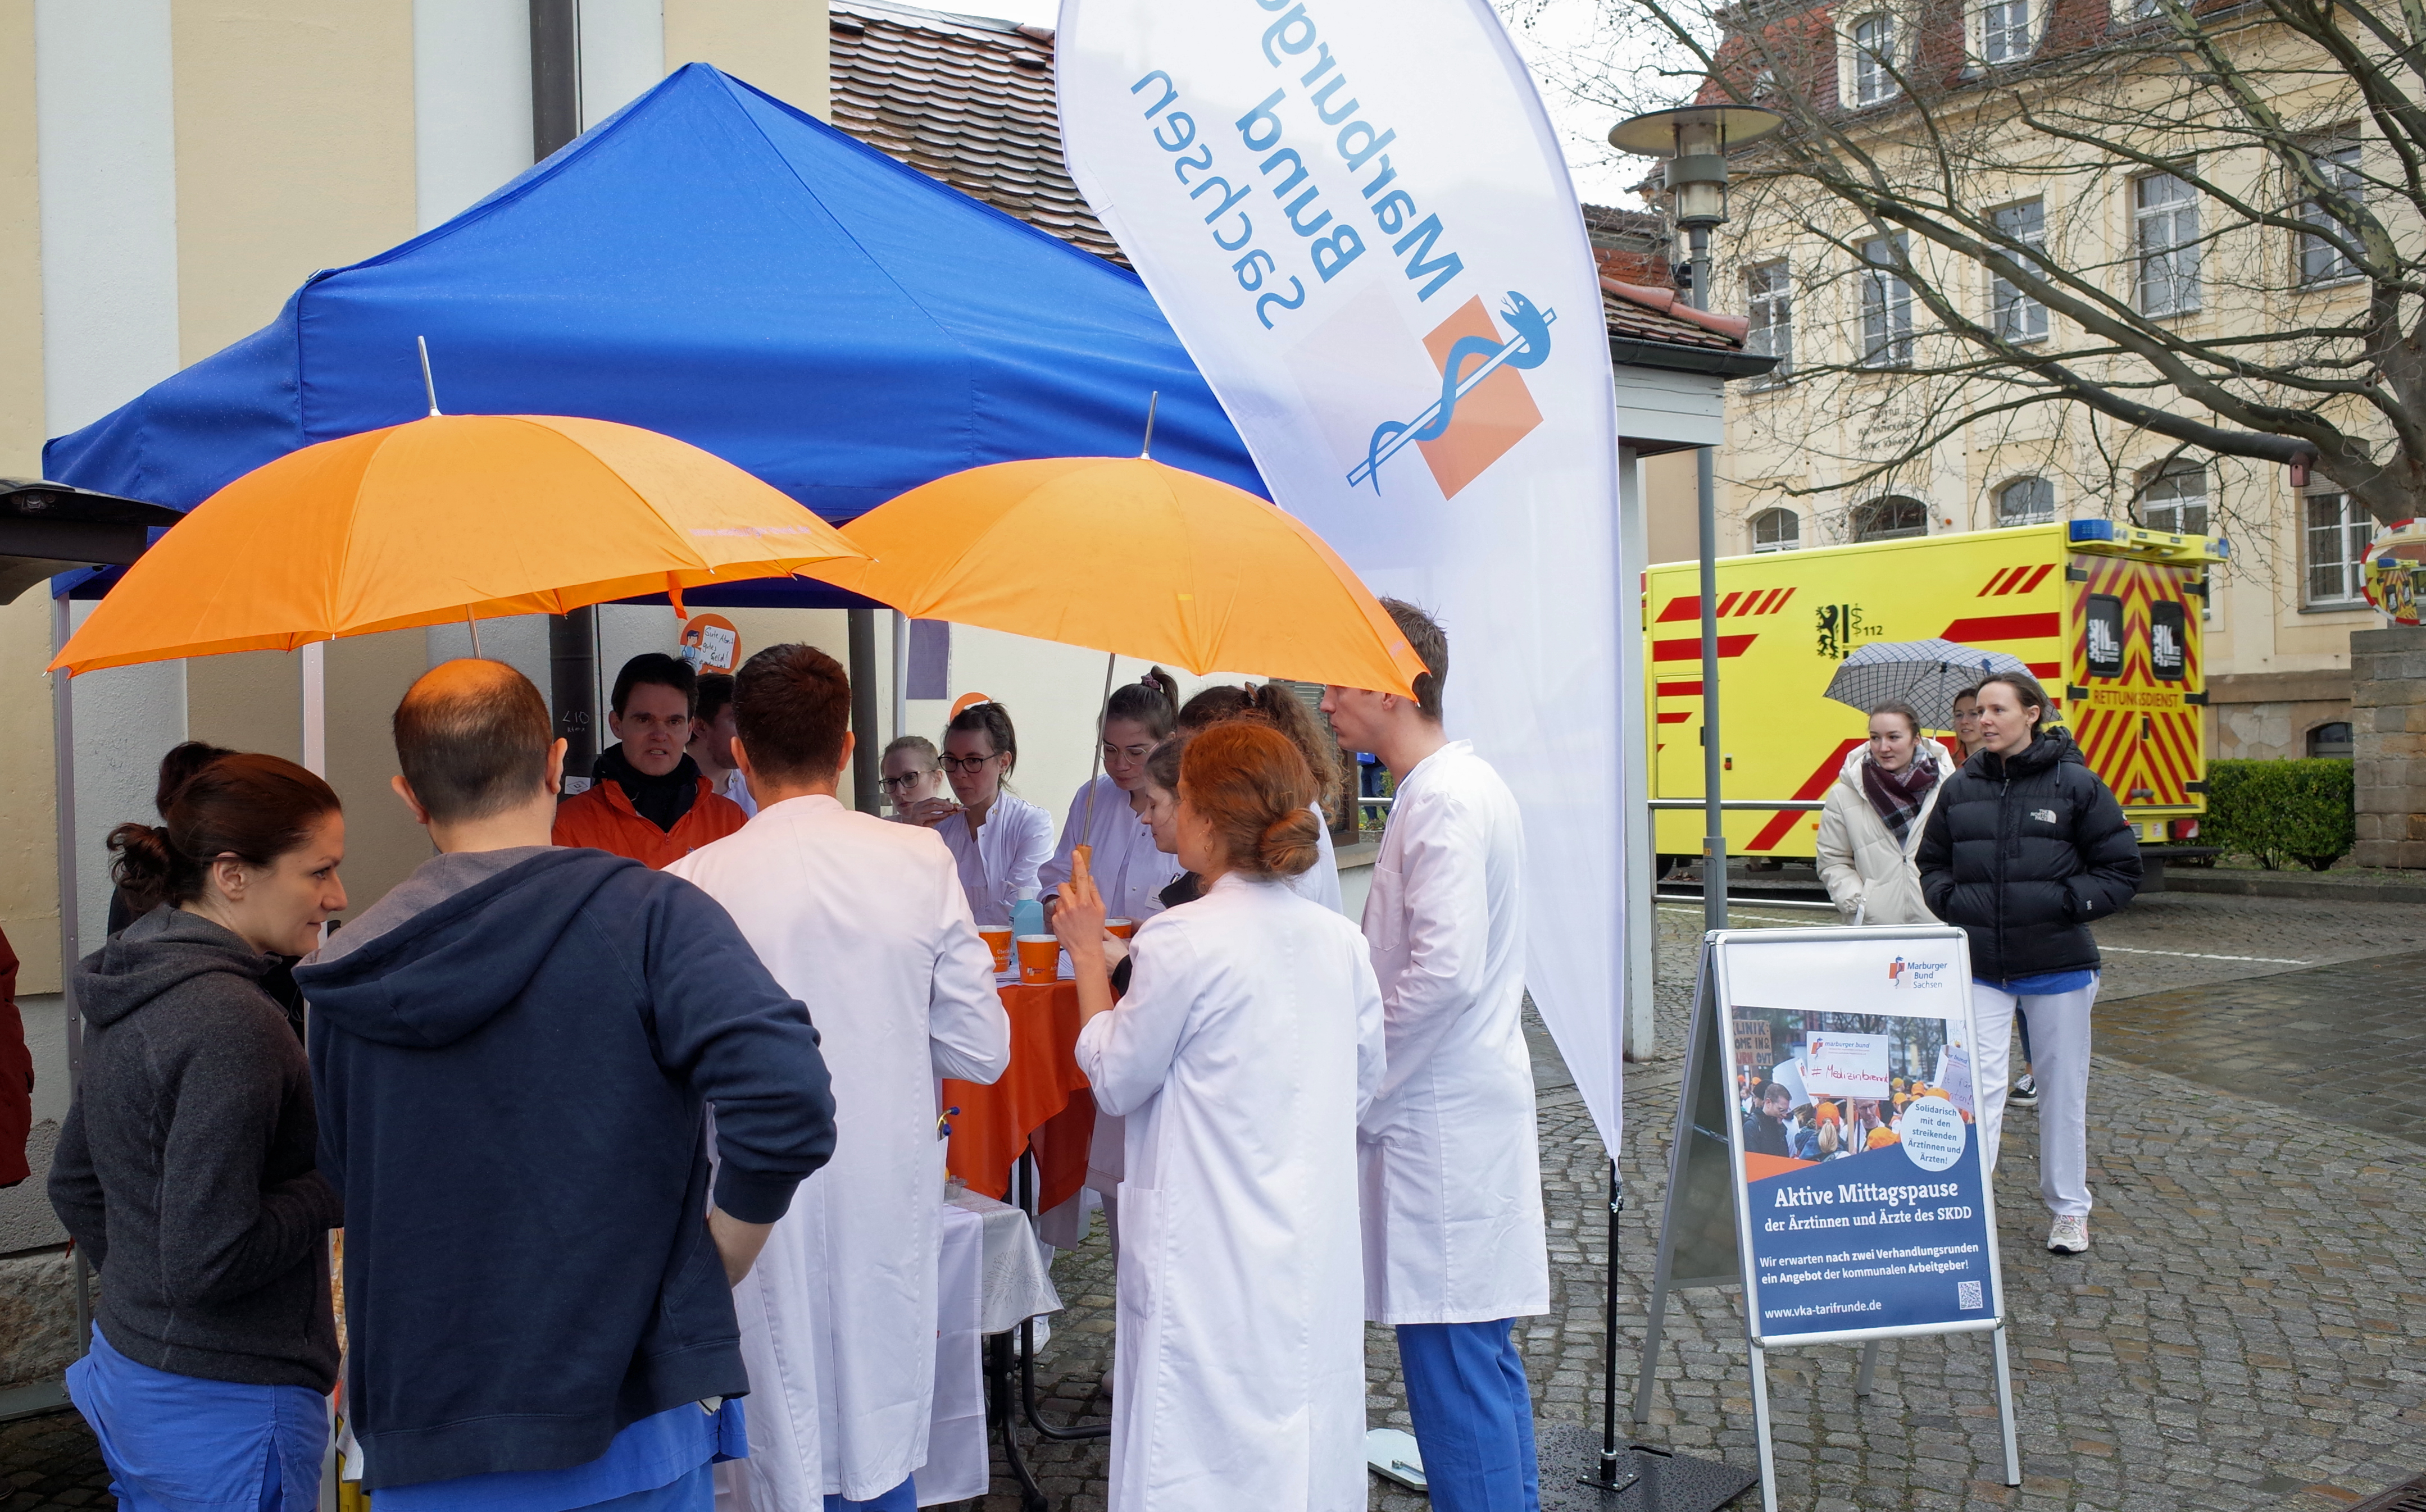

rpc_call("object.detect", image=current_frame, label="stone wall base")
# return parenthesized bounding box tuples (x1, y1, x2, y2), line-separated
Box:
(0, 1248, 80, 1389)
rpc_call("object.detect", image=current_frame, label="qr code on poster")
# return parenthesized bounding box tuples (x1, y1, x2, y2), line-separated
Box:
(1957, 1280, 1984, 1310)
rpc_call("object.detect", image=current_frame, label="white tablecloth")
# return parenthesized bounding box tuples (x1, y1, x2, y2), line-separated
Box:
(913, 1190, 1062, 1506)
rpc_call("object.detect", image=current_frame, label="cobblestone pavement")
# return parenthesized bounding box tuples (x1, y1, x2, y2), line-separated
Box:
(965, 901, 2426, 1512)
(7, 896, 2423, 1512)
(2096, 948, 2426, 1146)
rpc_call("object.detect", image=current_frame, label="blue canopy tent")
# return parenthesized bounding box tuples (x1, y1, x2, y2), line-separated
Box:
(44, 61, 1263, 610)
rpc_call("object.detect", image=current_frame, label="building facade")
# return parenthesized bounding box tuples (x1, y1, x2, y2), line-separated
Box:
(1677, 0, 2407, 762)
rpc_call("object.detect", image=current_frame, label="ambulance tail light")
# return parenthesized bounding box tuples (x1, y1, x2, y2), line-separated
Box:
(2169, 818, 2200, 840)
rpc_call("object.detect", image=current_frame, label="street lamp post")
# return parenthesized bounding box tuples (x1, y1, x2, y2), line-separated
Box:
(1609, 105, 1783, 936)
(1563, 101, 1781, 1508)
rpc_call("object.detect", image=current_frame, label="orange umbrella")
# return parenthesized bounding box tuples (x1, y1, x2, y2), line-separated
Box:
(50, 414, 866, 675)
(808, 457, 1423, 697)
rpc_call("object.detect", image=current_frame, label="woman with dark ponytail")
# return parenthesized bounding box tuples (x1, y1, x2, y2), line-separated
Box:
(934, 695, 1055, 926)
(1178, 682, 1346, 912)
(1053, 722, 1384, 1512)
(51, 753, 348, 1512)
(1040, 667, 1185, 927)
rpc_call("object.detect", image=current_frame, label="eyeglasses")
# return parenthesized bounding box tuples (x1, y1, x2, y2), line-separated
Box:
(938, 753, 1002, 773)
(879, 771, 934, 790)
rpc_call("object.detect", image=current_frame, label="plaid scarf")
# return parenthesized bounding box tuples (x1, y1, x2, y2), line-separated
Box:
(1860, 753, 1940, 842)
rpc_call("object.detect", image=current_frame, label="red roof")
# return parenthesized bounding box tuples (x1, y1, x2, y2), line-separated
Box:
(828, 1, 1746, 358)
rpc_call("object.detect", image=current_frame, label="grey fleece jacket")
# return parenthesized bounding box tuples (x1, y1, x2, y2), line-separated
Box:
(49, 907, 342, 1390)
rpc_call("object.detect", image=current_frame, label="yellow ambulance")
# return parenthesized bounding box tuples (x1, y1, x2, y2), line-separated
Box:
(1647, 520, 2224, 867)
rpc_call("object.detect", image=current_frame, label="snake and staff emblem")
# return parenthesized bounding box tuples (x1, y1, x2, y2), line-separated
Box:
(1347, 290, 1555, 493)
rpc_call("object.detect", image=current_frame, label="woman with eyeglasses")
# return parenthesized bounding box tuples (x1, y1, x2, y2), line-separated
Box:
(933, 698, 1053, 927)
(1040, 670, 1185, 930)
(880, 735, 951, 825)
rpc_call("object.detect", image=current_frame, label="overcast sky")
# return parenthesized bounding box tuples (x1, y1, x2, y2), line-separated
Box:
(942, 0, 1667, 207)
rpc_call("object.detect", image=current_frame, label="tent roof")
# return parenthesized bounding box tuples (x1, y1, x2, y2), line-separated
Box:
(43, 63, 1262, 602)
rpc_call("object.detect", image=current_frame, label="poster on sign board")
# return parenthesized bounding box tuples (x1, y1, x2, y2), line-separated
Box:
(1715, 926, 2006, 1347)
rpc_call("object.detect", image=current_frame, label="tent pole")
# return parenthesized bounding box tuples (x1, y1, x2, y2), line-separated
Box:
(52, 594, 90, 1356)
(848, 609, 882, 814)
(891, 610, 909, 746)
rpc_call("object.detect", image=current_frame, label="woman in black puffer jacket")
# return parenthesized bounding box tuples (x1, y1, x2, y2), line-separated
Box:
(1916, 673, 2138, 1258)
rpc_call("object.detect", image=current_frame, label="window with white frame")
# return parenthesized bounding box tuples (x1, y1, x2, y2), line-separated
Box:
(1997, 477, 2055, 525)
(2134, 461, 2209, 535)
(2304, 489, 2370, 605)
(1751, 508, 1801, 553)
(1853, 495, 1929, 540)
(2298, 137, 2364, 286)
(1746, 261, 1793, 378)
(2134, 170, 2201, 316)
(1989, 199, 2048, 341)
(1850, 15, 1900, 106)
(1859, 235, 1914, 367)
(1980, 0, 2034, 62)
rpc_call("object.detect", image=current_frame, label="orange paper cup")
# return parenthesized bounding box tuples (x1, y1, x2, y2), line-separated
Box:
(1016, 935, 1060, 985)
(1104, 917, 1137, 940)
(977, 924, 1014, 973)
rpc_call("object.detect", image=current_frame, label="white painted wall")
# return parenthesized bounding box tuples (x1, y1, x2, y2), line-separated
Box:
(35, 0, 179, 436)
(412, 0, 534, 231)
(581, 0, 667, 130)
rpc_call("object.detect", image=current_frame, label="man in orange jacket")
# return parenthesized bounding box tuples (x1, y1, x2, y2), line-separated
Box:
(553, 653, 748, 868)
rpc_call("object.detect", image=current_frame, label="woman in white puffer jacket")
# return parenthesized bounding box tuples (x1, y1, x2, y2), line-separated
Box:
(1816, 699, 1956, 924)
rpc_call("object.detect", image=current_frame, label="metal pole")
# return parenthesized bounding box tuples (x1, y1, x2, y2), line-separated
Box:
(300, 641, 327, 777)
(549, 607, 598, 781)
(1748, 1342, 1779, 1512)
(1855, 1338, 1882, 1397)
(848, 608, 882, 814)
(1591, 1162, 1639, 1492)
(1992, 1326, 2022, 1486)
(51, 595, 90, 1354)
(891, 609, 910, 745)
(1687, 223, 1727, 933)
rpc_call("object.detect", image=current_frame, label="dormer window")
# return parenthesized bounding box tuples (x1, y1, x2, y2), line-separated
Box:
(1980, 0, 2035, 62)
(1850, 15, 1900, 106)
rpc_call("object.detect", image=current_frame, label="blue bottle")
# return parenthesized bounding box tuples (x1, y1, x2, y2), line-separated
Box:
(1011, 886, 1044, 941)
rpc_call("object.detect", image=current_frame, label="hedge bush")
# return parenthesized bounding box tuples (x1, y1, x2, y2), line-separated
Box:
(2201, 758, 2356, 872)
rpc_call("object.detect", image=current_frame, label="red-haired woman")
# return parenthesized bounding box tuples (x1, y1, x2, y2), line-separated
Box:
(1053, 723, 1384, 1512)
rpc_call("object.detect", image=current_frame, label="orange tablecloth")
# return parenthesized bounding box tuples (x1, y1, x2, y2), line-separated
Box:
(944, 981, 1095, 1213)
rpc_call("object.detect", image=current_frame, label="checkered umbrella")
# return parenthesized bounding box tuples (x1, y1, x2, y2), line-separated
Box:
(1823, 639, 2034, 732)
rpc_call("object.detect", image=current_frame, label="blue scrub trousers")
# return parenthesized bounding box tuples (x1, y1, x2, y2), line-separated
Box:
(825, 1476, 915, 1510)
(1396, 1319, 1540, 1512)
(67, 1327, 329, 1512)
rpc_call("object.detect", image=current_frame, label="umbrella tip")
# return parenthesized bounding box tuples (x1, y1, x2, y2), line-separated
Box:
(1139, 391, 1160, 461)
(417, 335, 442, 418)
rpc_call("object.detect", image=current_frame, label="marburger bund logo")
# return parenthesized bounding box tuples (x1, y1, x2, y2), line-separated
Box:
(1888, 956, 1951, 990)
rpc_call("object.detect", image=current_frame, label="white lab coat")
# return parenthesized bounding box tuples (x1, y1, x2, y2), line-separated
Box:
(667, 795, 1010, 1509)
(1357, 741, 1548, 1325)
(1040, 775, 1183, 922)
(1286, 803, 1343, 913)
(936, 790, 1053, 927)
(721, 766, 758, 819)
(1074, 873, 1384, 1512)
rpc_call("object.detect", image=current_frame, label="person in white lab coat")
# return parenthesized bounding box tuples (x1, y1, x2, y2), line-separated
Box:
(1041, 670, 1183, 928)
(931, 698, 1053, 926)
(666, 645, 1010, 1512)
(1176, 684, 1344, 913)
(1054, 722, 1385, 1512)
(1320, 599, 1548, 1512)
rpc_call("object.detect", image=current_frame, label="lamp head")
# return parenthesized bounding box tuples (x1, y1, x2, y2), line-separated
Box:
(1609, 104, 1785, 230)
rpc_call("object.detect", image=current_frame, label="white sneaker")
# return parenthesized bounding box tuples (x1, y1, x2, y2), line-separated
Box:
(2046, 1215, 2088, 1254)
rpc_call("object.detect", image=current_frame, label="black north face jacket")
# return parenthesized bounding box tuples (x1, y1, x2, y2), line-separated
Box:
(1916, 728, 2142, 982)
